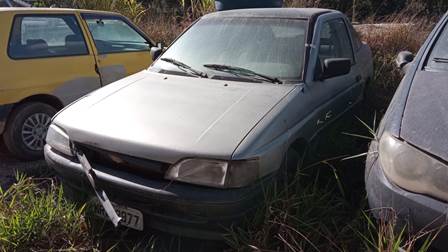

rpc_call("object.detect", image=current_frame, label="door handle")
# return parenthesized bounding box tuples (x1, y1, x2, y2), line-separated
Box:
(355, 75, 362, 82)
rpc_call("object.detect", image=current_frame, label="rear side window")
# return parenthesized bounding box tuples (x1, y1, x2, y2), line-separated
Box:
(318, 18, 355, 64)
(83, 16, 149, 54)
(426, 21, 448, 71)
(8, 15, 88, 59)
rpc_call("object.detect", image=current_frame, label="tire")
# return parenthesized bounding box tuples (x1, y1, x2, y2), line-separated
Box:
(3, 102, 57, 160)
(278, 146, 307, 183)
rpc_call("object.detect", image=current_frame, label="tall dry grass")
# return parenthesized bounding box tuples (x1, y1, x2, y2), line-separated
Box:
(356, 15, 434, 112)
(139, 12, 191, 45)
(73, 0, 148, 22)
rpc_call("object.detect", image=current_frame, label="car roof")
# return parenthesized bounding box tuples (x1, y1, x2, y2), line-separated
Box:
(203, 8, 336, 20)
(0, 7, 118, 15)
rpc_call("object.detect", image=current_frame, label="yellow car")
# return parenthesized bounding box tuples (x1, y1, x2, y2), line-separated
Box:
(0, 8, 154, 160)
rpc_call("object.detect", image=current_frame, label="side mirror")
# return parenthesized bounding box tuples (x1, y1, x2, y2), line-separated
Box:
(150, 42, 164, 61)
(320, 58, 351, 80)
(396, 51, 414, 73)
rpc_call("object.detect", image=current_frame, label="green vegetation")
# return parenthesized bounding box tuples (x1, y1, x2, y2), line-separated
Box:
(0, 175, 94, 251)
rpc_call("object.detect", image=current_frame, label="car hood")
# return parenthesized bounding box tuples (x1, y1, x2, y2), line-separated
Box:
(54, 71, 296, 163)
(401, 70, 448, 161)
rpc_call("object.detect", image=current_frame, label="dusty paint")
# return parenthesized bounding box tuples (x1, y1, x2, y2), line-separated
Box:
(53, 77, 101, 105)
(98, 65, 127, 85)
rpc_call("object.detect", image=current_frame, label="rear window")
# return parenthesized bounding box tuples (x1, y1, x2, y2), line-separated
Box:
(8, 15, 88, 59)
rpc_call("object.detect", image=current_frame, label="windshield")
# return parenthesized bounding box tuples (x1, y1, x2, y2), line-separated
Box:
(151, 17, 307, 82)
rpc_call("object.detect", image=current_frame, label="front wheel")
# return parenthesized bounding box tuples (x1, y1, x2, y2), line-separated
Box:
(3, 102, 57, 160)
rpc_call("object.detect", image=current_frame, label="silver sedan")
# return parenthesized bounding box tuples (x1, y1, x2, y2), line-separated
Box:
(45, 8, 373, 239)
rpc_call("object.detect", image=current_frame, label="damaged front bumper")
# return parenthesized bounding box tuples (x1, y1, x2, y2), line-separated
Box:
(45, 145, 273, 240)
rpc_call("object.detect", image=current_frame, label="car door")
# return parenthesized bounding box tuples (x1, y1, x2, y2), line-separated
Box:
(81, 13, 153, 85)
(305, 14, 362, 131)
(1, 12, 101, 159)
(4, 13, 100, 105)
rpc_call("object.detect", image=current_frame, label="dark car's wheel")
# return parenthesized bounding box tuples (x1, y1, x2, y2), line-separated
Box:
(3, 102, 56, 160)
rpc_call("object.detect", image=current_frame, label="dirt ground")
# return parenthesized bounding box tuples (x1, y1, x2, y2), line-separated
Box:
(0, 141, 48, 190)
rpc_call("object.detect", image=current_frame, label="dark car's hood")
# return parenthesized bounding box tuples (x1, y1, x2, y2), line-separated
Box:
(54, 71, 295, 163)
(401, 70, 448, 161)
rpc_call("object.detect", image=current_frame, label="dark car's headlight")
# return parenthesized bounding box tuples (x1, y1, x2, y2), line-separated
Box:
(46, 124, 73, 157)
(379, 132, 448, 202)
(165, 158, 259, 188)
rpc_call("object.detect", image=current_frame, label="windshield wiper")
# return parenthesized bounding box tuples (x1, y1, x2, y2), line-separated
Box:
(433, 57, 448, 63)
(203, 64, 283, 84)
(161, 58, 208, 78)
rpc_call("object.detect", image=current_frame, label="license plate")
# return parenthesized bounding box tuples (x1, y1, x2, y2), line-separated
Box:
(94, 201, 144, 231)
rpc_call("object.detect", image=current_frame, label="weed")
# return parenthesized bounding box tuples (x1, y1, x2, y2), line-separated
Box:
(0, 174, 94, 251)
(355, 15, 435, 113)
(72, 0, 148, 22)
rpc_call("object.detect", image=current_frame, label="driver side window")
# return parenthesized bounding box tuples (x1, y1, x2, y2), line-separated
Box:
(84, 16, 150, 54)
(318, 18, 355, 63)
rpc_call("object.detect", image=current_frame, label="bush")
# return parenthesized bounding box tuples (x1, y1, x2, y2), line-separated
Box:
(72, 0, 147, 22)
(356, 16, 434, 112)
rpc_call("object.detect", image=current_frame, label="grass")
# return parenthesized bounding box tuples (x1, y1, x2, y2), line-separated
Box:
(0, 174, 95, 251)
(224, 111, 441, 251)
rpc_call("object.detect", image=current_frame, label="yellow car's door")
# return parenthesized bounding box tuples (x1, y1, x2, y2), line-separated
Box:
(1, 12, 100, 160)
(81, 13, 153, 85)
(3, 13, 101, 105)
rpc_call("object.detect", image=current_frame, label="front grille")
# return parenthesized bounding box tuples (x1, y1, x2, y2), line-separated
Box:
(76, 144, 171, 180)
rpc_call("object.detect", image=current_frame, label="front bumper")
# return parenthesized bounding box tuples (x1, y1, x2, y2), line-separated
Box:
(45, 145, 272, 240)
(365, 142, 448, 250)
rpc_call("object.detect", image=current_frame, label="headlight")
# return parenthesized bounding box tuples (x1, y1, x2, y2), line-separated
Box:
(46, 124, 73, 157)
(379, 132, 448, 202)
(165, 158, 259, 188)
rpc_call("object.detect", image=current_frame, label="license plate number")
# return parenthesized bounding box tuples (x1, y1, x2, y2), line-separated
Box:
(94, 201, 144, 231)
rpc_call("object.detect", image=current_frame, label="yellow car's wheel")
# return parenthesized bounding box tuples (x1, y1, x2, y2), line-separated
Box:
(3, 102, 56, 160)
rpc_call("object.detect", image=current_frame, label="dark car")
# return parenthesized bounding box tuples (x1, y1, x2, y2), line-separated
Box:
(365, 12, 448, 250)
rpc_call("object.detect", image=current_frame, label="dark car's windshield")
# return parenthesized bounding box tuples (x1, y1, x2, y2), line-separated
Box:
(151, 17, 307, 82)
(426, 21, 448, 71)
